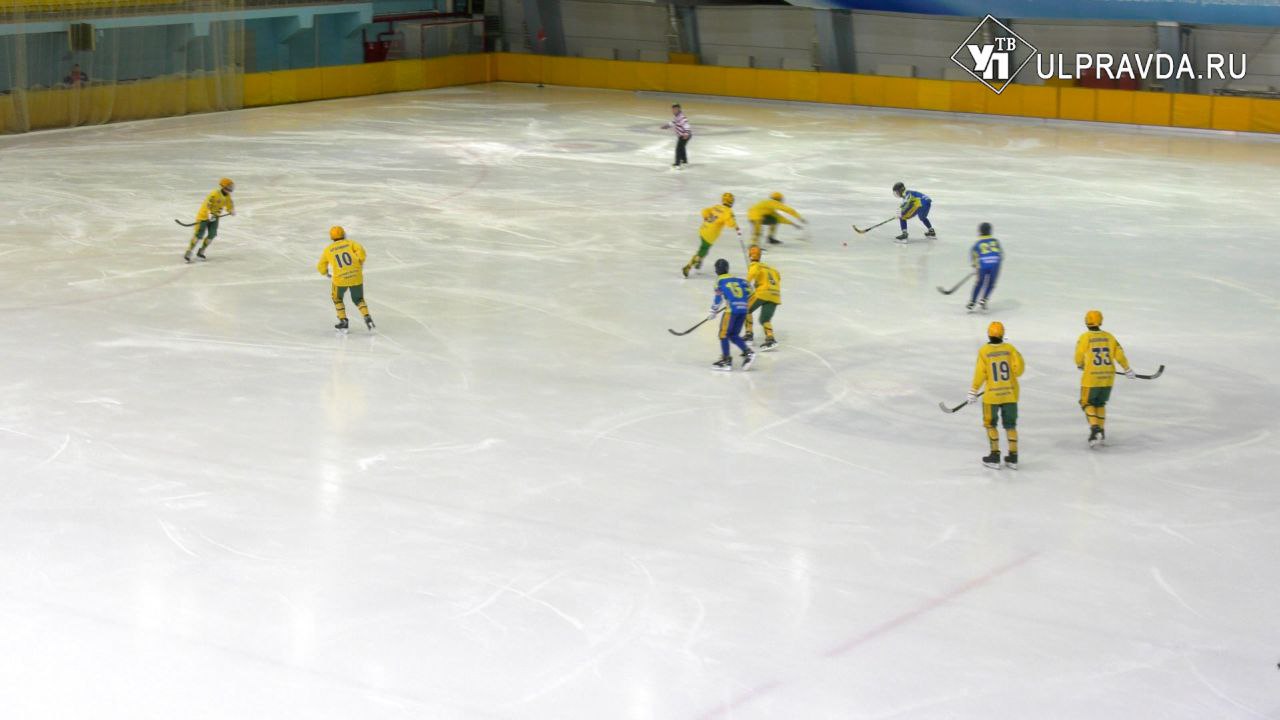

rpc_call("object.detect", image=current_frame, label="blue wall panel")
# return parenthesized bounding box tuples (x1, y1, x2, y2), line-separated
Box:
(788, 0, 1280, 26)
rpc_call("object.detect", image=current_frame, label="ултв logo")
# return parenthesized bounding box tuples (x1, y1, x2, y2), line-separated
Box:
(953, 15, 1248, 94)
(950, 15, 1038, 95)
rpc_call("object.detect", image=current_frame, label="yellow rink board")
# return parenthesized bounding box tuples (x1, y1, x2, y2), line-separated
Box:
(5, 53, 1276, 135)
(486, 53, 1278, 135)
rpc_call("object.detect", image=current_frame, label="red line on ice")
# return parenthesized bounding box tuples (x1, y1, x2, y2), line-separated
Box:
(697, 549, 1040, 719)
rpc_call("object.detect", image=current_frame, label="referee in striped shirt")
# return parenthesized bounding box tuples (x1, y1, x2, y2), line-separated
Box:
(661, 104, 692, 168)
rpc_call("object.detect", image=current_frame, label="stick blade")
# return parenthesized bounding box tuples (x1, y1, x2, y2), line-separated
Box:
(938, 401, 957, 414)
(1137, 364, 1165, 379)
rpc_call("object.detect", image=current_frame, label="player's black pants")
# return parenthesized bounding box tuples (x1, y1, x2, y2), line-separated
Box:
(675, 136, 690, 166)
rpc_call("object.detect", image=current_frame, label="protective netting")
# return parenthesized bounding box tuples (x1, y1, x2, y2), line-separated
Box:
(394, 18, 484, 60)
(1, 0, 244, 133)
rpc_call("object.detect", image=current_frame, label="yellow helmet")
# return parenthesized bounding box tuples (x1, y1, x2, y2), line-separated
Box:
(219, 177, 234, 191)
(748, 246, 762, 261)
(329, 226, 346, 241)
(1085, 309, 1103, 327)
(770, 192, 784, 202)
(987, 321, 1005, 339)
(721, 192, 735, 207)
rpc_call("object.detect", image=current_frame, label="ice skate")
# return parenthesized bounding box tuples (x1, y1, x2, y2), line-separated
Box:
(1088, 426, 1103, 448)
(925, 228, 937, 238)
(1003, 452, 1018, 470)
(364, 315, 375, 331)
(196, 248, 207, 260)
(183, 251, 192, 263)
(966, 301, 976, 313)
(894, 232, 908, 243)
(767, 237, 782, 245)
(681, 265, 690, 278)
(741, 350, 756, 371)
(743, 332, 754, 344)
(712, 356, 732, 372)
(335, 318, 349, 333)
(982, 451, 1001, 469)
(978, 298, 988, 311)
(760, 338, 778, 351)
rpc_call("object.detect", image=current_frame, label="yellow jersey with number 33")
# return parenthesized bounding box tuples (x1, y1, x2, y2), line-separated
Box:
(747, 260, 781, 304)
(317, 239, 367, 287)
(1075, 330, 1129, 388)
(699, 204, 738, 243)
(972, 341, 1025, 404)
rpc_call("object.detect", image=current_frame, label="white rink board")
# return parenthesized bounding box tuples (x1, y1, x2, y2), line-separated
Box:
(1, 83, 1278, 719)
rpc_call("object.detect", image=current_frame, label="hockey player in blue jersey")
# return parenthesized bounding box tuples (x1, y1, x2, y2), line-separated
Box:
(968, 222, 1003, 312)
(709, 258, 757, 371)
(893, 181, 935, 242)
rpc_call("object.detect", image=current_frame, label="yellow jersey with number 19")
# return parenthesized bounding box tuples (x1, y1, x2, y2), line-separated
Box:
(1074, 330, 1130, 388)
(972, 341, 1025, 404)
(698, 204, 738, 243)
(317, 239, 367, 287)
(747, 260, 782, 304)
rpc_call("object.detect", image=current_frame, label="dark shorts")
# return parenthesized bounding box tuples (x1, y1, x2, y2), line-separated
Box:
(332, 284, 364, 305)
(983, 402, 1017, 429)
(1080, 386, 1112, 407)
(195, 218, 219, 240)
(719, 311, 746, 338)
(749, 299, 778, 323)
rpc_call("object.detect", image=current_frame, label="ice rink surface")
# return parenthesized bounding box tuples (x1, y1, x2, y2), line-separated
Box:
(2, 83, 1279, 718)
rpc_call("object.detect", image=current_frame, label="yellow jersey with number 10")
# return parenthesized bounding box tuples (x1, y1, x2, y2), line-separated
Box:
(698, 204, 738, 243)
(972, 341, 1025, 404)
(747, 260, 782, 304)
(317, 239, 367, 287)
(1075, 330, 1129, 388)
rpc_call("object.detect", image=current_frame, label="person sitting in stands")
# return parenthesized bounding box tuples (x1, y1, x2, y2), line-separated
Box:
(64, 64, 89, 87)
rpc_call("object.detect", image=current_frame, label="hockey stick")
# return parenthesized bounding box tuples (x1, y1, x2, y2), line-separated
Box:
(852, 217, 896, 235)
(938, 391, 984, 414)
(936, 272, 976, 295)
(174, 214, 228, 227)
(1133, 365, 1164, 380)
(668, 307, 723, 336)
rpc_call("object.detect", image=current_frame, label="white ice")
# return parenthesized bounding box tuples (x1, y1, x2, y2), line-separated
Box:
(1, 84, 1279, 719)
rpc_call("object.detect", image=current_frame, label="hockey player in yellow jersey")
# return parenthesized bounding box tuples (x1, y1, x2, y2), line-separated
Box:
(747, 192, 804, 247)
(743, 245, 781, 350)
(968, 321, 1025, 469)
(682, 192, 741, 278)
(317, 226, 375, 332)
(1074, 309, 1133, 447)
(185, 178, 235, 262)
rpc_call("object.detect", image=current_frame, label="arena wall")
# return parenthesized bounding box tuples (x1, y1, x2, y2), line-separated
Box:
(3, 52, 1278, 134)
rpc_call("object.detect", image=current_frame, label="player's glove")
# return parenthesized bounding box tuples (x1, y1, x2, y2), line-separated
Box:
(1124, 368, 1135, 378)
(966, 390, 977, 404)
